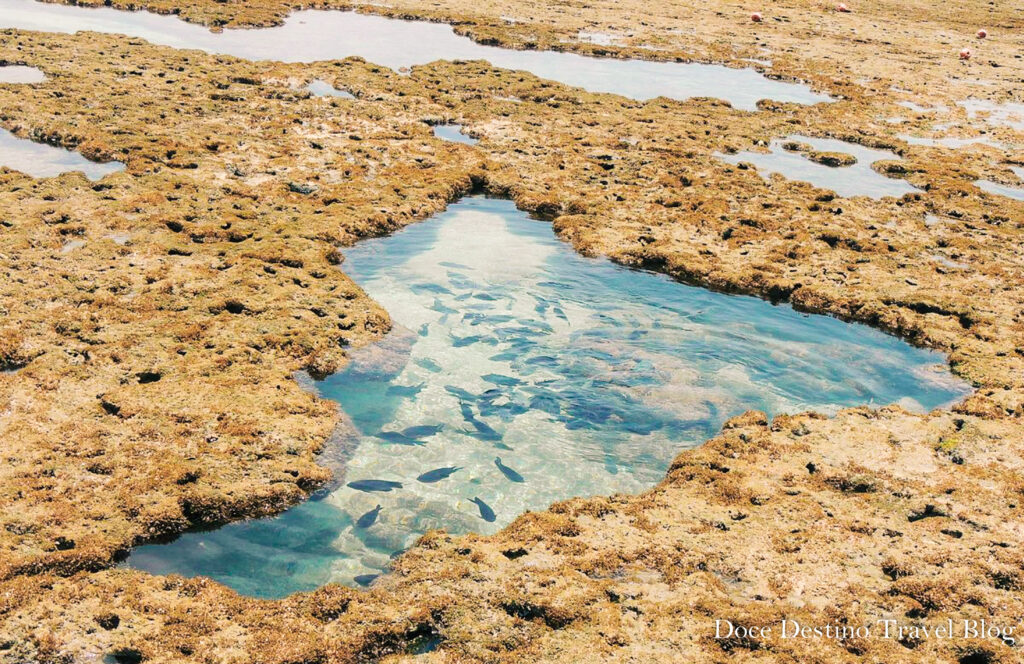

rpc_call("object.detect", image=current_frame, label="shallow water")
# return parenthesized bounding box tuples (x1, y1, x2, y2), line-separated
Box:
(0, 128, 124, 180)
(126, 197, 969, 597)
(717, 134, 919, 199)
(0, 0, 829, 111)
(433, 124, 479, 145)
(305, 79, 355, 99)
(959, 100, 1024, 131)
(976, 179, 1024, 201)
(898, 134, 1002, 150)
(0, 64, 45, 83)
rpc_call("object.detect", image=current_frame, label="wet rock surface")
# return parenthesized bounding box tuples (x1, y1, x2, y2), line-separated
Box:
(0, 0, 1022, 661)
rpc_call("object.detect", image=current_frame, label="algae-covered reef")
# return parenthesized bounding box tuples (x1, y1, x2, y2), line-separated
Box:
(1, 0, 1023, 660)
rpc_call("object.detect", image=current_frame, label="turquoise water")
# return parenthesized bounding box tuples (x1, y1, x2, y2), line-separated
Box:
(126, 197, 969, 597)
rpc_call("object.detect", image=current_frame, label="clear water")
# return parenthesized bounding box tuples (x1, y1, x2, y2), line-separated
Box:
(898, 134, 1002, 150)
(717, 134, 919, 199)
(0, 128, 124, 180)
(0, 0, 830, 111)
(975, 179, 1024, 201)
(958, 100, 1024, 131)
(0, 64, 45, 83)
(433, 124, 479, 145)
(305, 79, 355, 99)
(126, 197, 969, 597)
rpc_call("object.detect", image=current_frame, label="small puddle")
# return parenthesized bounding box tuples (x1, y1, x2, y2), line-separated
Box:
(432, 124, 478, 145)
(958, 100, 1024, 131)
(975, 179, 1024, 201)
(305, 79, 355, 99)
(126, 197, 969, 597)
(0, 128, 124, 180)
(717, 135, 919, 199)
(0, 64, 45, 83)
(0, 0, 830, 111)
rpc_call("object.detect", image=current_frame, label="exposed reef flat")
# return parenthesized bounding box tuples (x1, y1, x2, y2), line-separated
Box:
(0, 0, 1023, 660)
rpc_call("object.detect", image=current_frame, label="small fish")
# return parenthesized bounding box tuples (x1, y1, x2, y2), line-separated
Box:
(389, 548, 407, 560)
(552, 307, 569, 323)
(489, 351, 518, 362)
(470, 497, 496, 522)
(430, 299, 457, 314)
(524, 355, 558, 367)
(453, 292, 473, 301)
(348, 479, 403, 492)
(480, 388, 504, 400)
(410, 283, 452, 295)
(529, 394, 561, 415)
(414, 357, 442, 373)
(459, 401, 475, 421)
(353, 573, 380, 587)
(416, 466, 462, 483)
(445, 385, 476, 401)
(483, 373, 521, 387)
(473, 293, 498, 301)
(451, 334, 482, 348)
(356, 504, 382, 528)
(494, 457, 525, 483)
(471, 419, 502, 441)
(418, 323, 430, 337)
(401, 424, 444, 438)
(376, 431, 425, 446)
(386, 383, 425, 398)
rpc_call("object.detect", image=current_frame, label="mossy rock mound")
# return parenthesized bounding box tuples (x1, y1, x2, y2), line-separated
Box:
(806, 151, 857, 167)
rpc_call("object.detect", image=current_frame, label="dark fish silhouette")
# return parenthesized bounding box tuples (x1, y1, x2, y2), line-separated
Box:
(348, 479, 403, 492)
(416, 466, 462, 483)
(414, 357, 442, 373)
(470, 497, 496, 522)
(480, 388, 503, 400)
(354, 573, 380, 587)
(356, 504, 382, 528)
(483, 373, 521, 386)
(389, 548, 407, 560)
(401, 424, 444, 438)
(418, 323, 430, 337)
(430, 299, 457, 314)
(459, 401, 475, 421)
(552, 307, 569, 323)
(376, 431, 425, 446)
(529, 394, 561, 415)
(453, 292, 473, 301)
(473, 293, 498, 301)
(489, 352, 518, 362)
(470, 419, 502, 441)
(386, 383, 425, 398)
(494, 457, 525, 483)
(445, 385, 476, 401)
(411, 283, 452, 295)
(451, 334, 483, 347)
(525, 355, 558, 367)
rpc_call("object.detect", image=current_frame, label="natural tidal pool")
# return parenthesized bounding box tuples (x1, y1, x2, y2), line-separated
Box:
(0, 64, 45, 83)
(717, 135, 919, 199)
(0, 128, 124, 180)
(0, 0, 829, 111)
(432, 124, 479, 145)
(126, 197, 970, 597)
